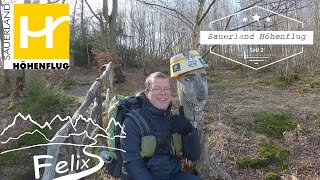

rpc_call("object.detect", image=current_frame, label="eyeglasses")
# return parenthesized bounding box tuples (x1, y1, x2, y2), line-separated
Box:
(150, 87, 171, 94)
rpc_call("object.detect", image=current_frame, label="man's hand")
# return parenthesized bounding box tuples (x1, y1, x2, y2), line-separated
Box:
(171, 106, 193, 135)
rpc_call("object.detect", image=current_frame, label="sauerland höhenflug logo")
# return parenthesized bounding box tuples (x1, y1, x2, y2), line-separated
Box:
(0, 113, 125, 179)
(1, 2, 70, 70)
(200, 6, 314, 70)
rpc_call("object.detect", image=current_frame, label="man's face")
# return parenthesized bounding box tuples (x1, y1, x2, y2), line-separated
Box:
(144, 77, 171, 110)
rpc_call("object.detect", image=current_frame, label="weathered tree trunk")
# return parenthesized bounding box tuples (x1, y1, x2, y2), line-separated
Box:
(183, 3, 230, 177)
(192, 0, 205, 50)
(80, 0, 90, 66)
(103, 0, 124, 83)
(108, 0, 118, 57)
(176, 64, 231, 180)
(3, 70, 10, 96)
(0, 0, 10, 97)
(70, 0, 78, 65)
(13, 0, 43, 99)
(197, 127, 232, 179)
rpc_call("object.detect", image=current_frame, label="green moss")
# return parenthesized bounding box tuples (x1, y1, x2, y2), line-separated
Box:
(218, 79, 255, 88)
(11, 168, 34, 180)
(207, 74, 220, 82)
(252, 111, 298, 139)
(258, 142, 289, 169)
(236, 142, 289, 170)
(301, 124, 310, 134)
(229, 64, 245, 71)
(221, 81, 236, 87)
(234, 81, 248, 86)
(288, 72, 300, 82)
(86, 148, 105, 180)
(220, 80, 245, 88)
(15, 121, 64, 147)
(63, 78, 77, 90)
(314, 79, 320, 86)
(265, 172, 281, 180)
(272, 72, 300, 89)
(256, 79, 272, 86)
(6, 102, 17, 111)
(296, 80, 320, 93)
(236, 157, 269, 169)
(229, 154, 236, 161)
(272, 77, 290, 89)
(0, 150, 28, 167)
(0, 74, 6, 94)
(206, 117, 215, 124)
(297, 84, 309, 94)
(0, 121, 64, 172)
(316, 135, 320, 145)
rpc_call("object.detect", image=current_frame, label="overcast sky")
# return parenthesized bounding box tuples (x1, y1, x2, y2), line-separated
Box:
(14, 0, 101, 10)
(13, 0, 131, 16)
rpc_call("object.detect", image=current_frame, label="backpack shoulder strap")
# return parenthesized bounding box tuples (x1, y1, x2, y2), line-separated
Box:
(132, 109, 150, 134)
(126, 110, 150, 136)
(126, 113, 144, 135)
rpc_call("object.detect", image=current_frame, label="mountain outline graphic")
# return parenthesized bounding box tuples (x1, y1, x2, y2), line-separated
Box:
(0, 113, 126, 154)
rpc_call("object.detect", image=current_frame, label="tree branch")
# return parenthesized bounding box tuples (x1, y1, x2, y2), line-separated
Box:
(148, 5, 194, 30)
(224, 0, 263, 32)
(84, 0, 103, 25)
(136, 0, 194, 28)
(199, 0, 217, 24)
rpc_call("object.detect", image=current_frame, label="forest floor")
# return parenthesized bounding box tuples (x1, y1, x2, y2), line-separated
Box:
(0, 66, 320, 179)
(203, 68, 320, 180)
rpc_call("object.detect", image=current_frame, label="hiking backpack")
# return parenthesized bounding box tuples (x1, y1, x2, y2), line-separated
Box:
(103, 95, 150, 177)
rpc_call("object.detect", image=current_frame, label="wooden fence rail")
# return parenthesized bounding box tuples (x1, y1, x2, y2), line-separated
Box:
(42, 63, 113, 180)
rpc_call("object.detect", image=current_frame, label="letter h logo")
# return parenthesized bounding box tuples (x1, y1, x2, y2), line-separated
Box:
(20, 16, 69, 48)
(13, 4, 69, 60)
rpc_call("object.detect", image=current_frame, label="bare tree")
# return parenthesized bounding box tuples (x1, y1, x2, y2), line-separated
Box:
(0, 0, 10, 97)
(192, 0, 217, 49)
(10, 0, 39, 99)
(85, 0, 124, 82)
(80, 0, 91, 65)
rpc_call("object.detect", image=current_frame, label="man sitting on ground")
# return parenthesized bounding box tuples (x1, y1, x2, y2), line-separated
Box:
(120, 72, 201, 180)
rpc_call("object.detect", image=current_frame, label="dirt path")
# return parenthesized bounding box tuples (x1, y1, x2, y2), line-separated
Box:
(65, 67, 98, 102)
